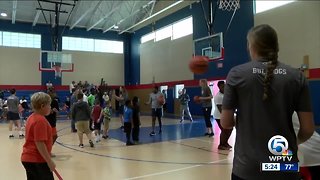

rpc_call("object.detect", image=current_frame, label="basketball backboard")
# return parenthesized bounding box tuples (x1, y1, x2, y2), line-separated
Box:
(194, 32, 224, 61)
(39, 50, 74, 73)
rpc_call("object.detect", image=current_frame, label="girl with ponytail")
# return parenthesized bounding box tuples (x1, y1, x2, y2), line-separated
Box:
(221, 24, 314, 180)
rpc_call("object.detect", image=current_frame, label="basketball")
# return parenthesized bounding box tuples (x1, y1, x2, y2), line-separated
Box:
(158, 95, 165, 105)
(189, 56, 209, 74)
(193, 96, 201, 104)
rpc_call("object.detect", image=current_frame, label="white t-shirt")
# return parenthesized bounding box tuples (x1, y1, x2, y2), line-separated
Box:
(69, 83, 74, 93)
(292, 112, 320, 167)
(83, 94, 88, 103)
(213, 91, 223, 119)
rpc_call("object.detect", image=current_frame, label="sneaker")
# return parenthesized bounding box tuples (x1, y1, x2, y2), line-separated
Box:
(126, 142, 134, 146)
(89, 140, 94, 148)
(225, 144, 232, 149)
(149, 132, 156, 136)
(209, 133, 214, 137)
(79, 144, 84, 148)
(204, 133, 210, 136)
(9, 135, 14, 138)
(51, 153, 56, 157)
(218, 145, 231, 150)
(19, 134, 25, 138)
(190, 119, 193, 122)
(120, 126, 124, 129)
(180, 119, 184, 123)
(72, 129, 77, 133)
(133, 141, 139, 145)
(102, 135, 109, 139)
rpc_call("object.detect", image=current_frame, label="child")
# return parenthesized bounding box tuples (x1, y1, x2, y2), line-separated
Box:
(45, 93, 59, 149)
(64, 97, 71, 119)
(101, 101, 112, 139)
(21, 92, 55, 179)
(132, 96, 141, 144)
(91, 101, 102, 142)
(123, 99, 134, 146)
(72, 93, 94, 148)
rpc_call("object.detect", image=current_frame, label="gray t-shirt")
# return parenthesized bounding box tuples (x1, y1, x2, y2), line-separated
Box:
(201, 86, 212, 107)
(223, 61, 312, 179)
(7, 95, 19, 113)
(119, 92, 128, 106)
(148, 92, 163, 109)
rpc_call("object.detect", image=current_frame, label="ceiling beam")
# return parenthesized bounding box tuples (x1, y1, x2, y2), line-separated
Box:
(70, 1, 102, 29)
(103, 1, 155, 33)
(32, 10, 41, 26)
(119, 0, 184, 34)
(68, 0, 81, 26)
(39, 0, 76, 6)
(84, 0, 103, 30)
(12, 0, 17, 24)
(149, 0, 157, 16)
(87, 1, 123, 31)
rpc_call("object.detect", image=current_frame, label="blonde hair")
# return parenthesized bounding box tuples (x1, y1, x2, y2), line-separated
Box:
(200, 79, 208, 87)
(31, 92, 51, 110)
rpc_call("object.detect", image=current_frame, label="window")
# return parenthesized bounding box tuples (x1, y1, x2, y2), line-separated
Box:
(255, 0, 295, 14)
(141, 32, 155, 43)
(175, 84, 184, 98)
(155, 25, 172, 42)
(172, 17, 193, 40)
(160, 85, 168, 99)
(140, 16, 193, 43)
(1, 31, 41, 48)
(62, 37, 123, 54)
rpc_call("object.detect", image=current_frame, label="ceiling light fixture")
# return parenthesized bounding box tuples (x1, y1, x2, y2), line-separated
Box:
(0, 12, 8, 17)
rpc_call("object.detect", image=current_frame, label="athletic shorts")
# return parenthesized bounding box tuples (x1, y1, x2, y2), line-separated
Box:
(94, 122, 101, 130)
(119, 105, 124, 115)
(151, 108, 162, 118)
(103, 118, 110, 130)
(7, 111, 20, 120)
(76, 121, 90, 134)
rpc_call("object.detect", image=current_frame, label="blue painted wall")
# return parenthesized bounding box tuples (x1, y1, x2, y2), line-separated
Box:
(129, 1, 254, 86)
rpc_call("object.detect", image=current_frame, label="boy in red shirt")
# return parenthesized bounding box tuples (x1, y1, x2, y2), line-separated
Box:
(91, 101, 102, 142)
(21, 92, 55, 180)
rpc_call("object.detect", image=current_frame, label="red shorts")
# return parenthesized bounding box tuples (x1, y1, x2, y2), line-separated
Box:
(52, 127, 57, 136)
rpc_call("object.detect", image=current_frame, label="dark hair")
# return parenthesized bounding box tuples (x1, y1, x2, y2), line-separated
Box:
(125, 99, 131, 106)
(77, 93, 84, 100)
(154, 86, 159, 91)
(132, 96, 139, 105)
(247, 24, 279, 101)
(217, 81, 225, 87)
(10, 88, 16, 94)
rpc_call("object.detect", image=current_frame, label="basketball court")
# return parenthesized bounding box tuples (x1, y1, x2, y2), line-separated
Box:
(0, 0, 319, 180)
(0, 116, 235, 179)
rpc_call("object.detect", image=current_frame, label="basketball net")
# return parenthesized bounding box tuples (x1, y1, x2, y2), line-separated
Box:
(218, 0, 240, 11)
(52, 65, 62, 79)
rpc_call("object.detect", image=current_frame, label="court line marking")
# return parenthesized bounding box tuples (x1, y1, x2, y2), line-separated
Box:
(125, 158, 229, 180)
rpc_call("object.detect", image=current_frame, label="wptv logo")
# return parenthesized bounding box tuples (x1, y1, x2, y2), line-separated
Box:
(268, 135, 293, 162)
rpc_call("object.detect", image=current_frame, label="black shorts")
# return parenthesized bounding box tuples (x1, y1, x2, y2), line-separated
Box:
(151, 108, 162, 118)
(119, 105, 124, 115)
(94, 121, 101, 130)
(7, 111, 20, 120)
(22, 162, 54, 180)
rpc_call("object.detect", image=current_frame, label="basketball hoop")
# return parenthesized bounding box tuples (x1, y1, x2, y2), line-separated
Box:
(52, 65, 62, 78)
(218, 0, 240, 11)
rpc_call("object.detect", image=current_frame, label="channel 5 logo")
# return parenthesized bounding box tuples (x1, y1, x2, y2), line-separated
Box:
(268, 135, 293, 162)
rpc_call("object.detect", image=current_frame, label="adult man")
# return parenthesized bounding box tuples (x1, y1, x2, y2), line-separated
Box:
(145, 86, 165, 136)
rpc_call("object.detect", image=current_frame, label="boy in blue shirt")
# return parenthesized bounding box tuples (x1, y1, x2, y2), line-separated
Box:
(123, 99, 134, 146)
